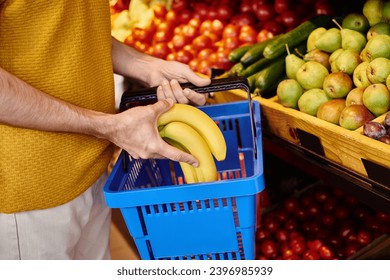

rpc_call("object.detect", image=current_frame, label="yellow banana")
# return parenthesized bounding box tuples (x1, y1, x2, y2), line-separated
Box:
(159, 121, 218, 183)
(158, 103, 227, 161)
(163, 138, 199, 184)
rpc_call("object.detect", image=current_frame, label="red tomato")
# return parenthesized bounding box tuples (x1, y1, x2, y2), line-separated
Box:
(239, 25, 258, 44)
(290, 239, 306, 256)
(314, 189, 330, 202)
(307, 239, 323, 252)
(153, 30, 172, 43)
(262, 20, 285, 35)
(279, 11, 301, 28)
(221, 37, 240, 50)
(322, 197, 337, 212)
(207, 7, 218, 21)
(188, 18, 201, 28)
(165, 10, 179, 24)
(240, 2, 253, 13)
(284, 218, 298, 231)
(216, 4, 234, 21)
(178, 9, 192, 24)
(256, 228, 270, 241)
(231, 12, 257, 27)
(257, 29, 274, 42)
(303, 250, 320, 260)
(153, 4, 167, 19)
(171, 34, 189, 51)
(196, 59, 212, 76)
(339, 224, 355, 240)
(124, 33, 135, 46)
(211, 19, 225, 37)
(171, 0, 187, 11)
(322, 213, 335, 226)
(274, 0, 292, 14)
(260, 239, 278, 259)
(182, 24, 198, 41)
(376, 211, 390, 223)
(151, 42, 170, 59)
(176, 49, 194, 64)
(188, 58, 199, 71)
(157, 21, 174, 34)
(319, 245, 334, 260)
(283, 197, 300, 213)
(294, 208, 307, 221)
(275, 229, 289, 242)
(192, 35, 213, 52)
(335, 205, 350, 220)
(222, 24, 240, 38)
(182, 44, 197, 57)
(132, 27, 153, 43)
(315, 1, 335, 15)
(166, 52, 177, 61)
(214, 49, 234, 70)
(255, 4, 276, 22)
(344, 242, 361, 258)
(193, 3, 208, 20)
(345, 195, 359, 206)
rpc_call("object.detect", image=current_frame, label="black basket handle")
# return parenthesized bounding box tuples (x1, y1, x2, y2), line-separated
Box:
(119, 76, 250, 111)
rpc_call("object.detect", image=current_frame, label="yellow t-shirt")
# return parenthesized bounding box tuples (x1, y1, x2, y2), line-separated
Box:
(0, 1, 116, 213)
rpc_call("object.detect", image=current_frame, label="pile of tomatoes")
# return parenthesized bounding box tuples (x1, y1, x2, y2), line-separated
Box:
(256, 183, 390, 260)
(118, 0, 335, 76)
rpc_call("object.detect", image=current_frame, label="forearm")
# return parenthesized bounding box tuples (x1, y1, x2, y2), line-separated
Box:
(0, 67, 109, 137)
(111, 37, 157, 85)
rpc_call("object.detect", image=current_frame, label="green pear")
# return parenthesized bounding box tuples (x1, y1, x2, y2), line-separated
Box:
(336, 49, 362, 75)
(315, 28, 342, 53)
(285, 44, 305, 80)
(276, 79, 304, 109)
(298, 88, 331, 116)
(360, 47, 369, 62)
(329, 48, 344, 64)
(367, 22, 390, 40)
(323, 72, 354, 98)
(307, 27, 327, 52)
(303, 49, 331, 70)
(317, 99, 346, 125)
(342, 13, 370, 34)
(365, 34, 390, 61)
(383, 1, 390, 22)
(333, 19, 367, 53)
(353, 61, 372, 88)
(296, 61, 329, 90)
(387, 74, 390, 91)
(366, 57, 390, 84)
(339, 104, 375, 130)
(363, 83, 390, 116)
(346, 87, 365, 106)
(363, 0, 385, 26)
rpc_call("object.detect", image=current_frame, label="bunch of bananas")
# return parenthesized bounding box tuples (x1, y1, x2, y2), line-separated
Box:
(158, 104, 227, 184)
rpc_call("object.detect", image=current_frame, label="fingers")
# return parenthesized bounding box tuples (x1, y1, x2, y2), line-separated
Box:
(160, 141, 199, 167)
(157, 79, 190, 104)
(181, 67, 211, 87)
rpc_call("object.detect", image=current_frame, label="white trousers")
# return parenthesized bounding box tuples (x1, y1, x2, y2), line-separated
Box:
(0, 173, 112, 260)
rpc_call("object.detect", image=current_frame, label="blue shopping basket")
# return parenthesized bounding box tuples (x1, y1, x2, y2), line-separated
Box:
(104, 77, 265, 260)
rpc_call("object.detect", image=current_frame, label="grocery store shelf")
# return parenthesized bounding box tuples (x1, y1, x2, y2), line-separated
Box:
(262, 131, 390, 214)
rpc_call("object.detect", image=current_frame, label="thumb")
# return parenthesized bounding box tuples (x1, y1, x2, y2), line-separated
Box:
(153, 98, 174, 116)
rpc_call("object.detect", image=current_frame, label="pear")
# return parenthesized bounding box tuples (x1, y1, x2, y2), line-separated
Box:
(336, 49, 362, 75)
(363, 0, 385, 26)
(333, 19, 367, 53)
(276, 79, 304, 109)
(296, 61, 329, 90)
(366, 57, 390, 84)
(339, 105, 375, 130)
(346, 87, 365, 106)
(387, 74, 390, 91)
(307, 27, 327, 52)
(365, 34, 390, 61)
(383, 1, 390, 22)
(314, 28, 342, 53)
(363, 83, 390, 116)
(329, 48, 344, 64)
(342, 13, 370, 34)
(285, 44, 305, 80)
(360, 47, 369, 62)
(353, 61, 372, 88)
(367, 22, 390, 40)
(303, 49, 331, 70)
(298, 88, 331, 116)
(323, 72, 353, 98)
(317, 99, 346, 125)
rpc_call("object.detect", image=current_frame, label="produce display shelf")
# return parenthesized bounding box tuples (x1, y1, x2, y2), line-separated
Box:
(210, 90, 390, 214)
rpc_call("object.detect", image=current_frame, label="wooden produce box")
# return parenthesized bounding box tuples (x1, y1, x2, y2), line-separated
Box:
(210, 90, 390, 188)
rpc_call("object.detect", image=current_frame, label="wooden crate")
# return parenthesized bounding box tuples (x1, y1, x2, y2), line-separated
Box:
(210, 90, 390, 186)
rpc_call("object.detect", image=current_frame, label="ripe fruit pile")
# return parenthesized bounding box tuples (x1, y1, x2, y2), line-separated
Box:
(157, 103, 226, 183)
(363, 111, 390, 144)
(275, 0, 390, 131)
(256, 183, 390, 260)
(110, 0, 336, 76)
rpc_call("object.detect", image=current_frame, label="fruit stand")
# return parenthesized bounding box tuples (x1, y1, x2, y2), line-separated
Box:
(108, 0, 390, 260)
